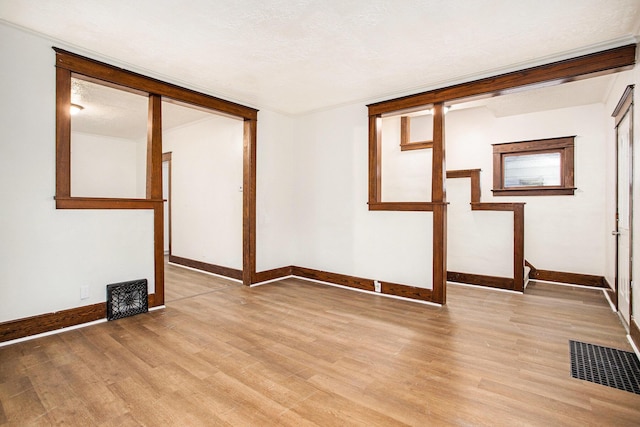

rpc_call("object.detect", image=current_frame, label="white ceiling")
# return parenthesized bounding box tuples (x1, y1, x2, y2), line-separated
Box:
(71, 77, 217, 140)
(1, 0, 639, 115)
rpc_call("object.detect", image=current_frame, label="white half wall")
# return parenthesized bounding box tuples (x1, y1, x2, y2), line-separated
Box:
(0, 23, 155, 322)
(293, 104, 433, 288)
(447, 178, 514, 278)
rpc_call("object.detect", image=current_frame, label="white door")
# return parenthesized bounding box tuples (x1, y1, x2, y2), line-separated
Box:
(617, 110, 632, 325)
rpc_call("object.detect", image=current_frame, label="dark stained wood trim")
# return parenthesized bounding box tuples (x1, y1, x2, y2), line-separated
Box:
(149, 95, 165, 305)
(381, 281, 433, 302)
(630, 320, 640, 354)
(368, 115, 382, 204)
(492, 188, 576, 196)
(368, 44, 636, 115)
(399, 116, 433, 151)
(147, 95, 163, 199)
(0, 292, 160, 343)
(493, 136, 576, 152)
(530, 269, 608, 288)
(513, 203, 525, 292)
(445, 169, 481, 179)
(447, 271, 515, 290)
(446, 169, 481, 203)
(400, 116, 410, 145)
(431, 103, 446, 203)
(253, 266, 294, 284)
(471, 202, 524, 211)
(432, 203, 447, 303)
(55, 67, 71, 198)
(0, 303, 106, 343)
(525, 259, 537, 275)
(292, 267, 373, 291)
(55, 197, 164, 209)
(243, 119, 257, 286)
(54, 48, 258, 120)
(368, 202, 440, 211)
(169, 255, 243, 281)
(291, 266, 436, 303)
(400, 141, 433, 151)
(153, 205, 165, 305)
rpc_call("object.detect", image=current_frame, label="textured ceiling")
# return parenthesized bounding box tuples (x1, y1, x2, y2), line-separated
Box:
(1, 0, 639, 115)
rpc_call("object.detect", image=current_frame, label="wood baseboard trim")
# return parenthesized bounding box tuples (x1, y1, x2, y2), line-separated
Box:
(447, 271, 515, 290)
(0, 290, 160, 344)
(529, 269, 607, 288)
(0, 303, 106, 343)
(291, 266, 434, 302)
(169, 255, 243, 281)
(253, 266, 293, 284)
(630, 320, 640, 355)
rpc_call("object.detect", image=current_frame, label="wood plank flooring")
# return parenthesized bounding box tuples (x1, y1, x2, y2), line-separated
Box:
(1, 264, 639, 426)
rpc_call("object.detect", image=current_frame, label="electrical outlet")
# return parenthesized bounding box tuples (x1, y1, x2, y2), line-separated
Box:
(80, 285, 89, 300)
(374, 280, 381, 292)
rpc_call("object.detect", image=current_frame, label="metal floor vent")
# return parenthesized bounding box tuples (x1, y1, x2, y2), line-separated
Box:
(107, 279, 148, 321)
(570, 340, 640, 394)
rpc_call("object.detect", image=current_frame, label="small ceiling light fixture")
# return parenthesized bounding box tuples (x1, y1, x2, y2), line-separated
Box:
(70, 103, 84, 115)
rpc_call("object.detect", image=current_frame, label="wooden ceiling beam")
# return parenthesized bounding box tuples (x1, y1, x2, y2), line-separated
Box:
(368, 44, 636, 116)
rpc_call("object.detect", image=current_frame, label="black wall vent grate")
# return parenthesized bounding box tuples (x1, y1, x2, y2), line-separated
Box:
(106, 279, 148, 321)
(570, 340, 640, 394)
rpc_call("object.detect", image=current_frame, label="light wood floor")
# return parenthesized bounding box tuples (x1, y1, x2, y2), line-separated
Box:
(1, 264, 640, 426)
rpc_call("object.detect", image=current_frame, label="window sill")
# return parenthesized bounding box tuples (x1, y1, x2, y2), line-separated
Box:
(492, 187, 576, 196)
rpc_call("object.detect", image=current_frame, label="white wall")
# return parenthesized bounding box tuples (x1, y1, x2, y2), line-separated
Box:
(446, 103, 608, 276)
(71, 131, 146, 198)
(255, 109, 297, 272)
(163, 114, 243, 270)
(293, 104, 433, 288)
(0, 23, 155, 322)
(447, 178, 514, 277)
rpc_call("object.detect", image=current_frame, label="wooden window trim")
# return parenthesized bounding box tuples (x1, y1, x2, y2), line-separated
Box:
(492, 136, 576, 196)
(400, 116, 433, 151)
(54, 49, 260, 303)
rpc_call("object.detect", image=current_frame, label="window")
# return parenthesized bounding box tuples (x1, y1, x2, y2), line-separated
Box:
(492, 136, 576, 196)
